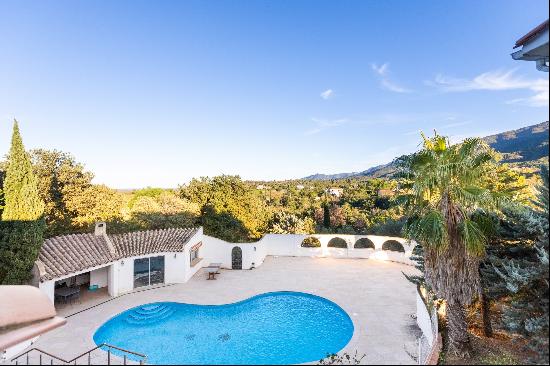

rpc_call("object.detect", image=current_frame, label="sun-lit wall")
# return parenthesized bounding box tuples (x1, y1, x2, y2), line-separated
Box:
(202, 233, 418, 269)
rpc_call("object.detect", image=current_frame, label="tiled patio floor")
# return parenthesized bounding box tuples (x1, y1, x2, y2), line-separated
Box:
(8, 256, 421, 365)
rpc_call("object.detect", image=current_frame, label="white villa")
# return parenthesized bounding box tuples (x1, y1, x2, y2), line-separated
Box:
(32, 222, 416, 306)
(1, 223, 443, 365)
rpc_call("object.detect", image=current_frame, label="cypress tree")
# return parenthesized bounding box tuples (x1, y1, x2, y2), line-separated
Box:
(0, 120, 45, 284)
(2, 120, 44, 221)
(323, 204, 331, 228)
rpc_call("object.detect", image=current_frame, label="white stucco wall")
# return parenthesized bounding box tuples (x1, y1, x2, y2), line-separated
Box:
(182, 228, 205, 282)
(38, 280, 55, 304)
(115, 243, 205, 296)
(1, 337, 39, 361)
(90, 267, 108, 288)
(201, 236, 265, 270)
(201, 233, 418, 270)
(164, 253, 187, 284)
(108, 263, 119, 297)
(116, 257, 135, 295)
(416, 290, 434, 346)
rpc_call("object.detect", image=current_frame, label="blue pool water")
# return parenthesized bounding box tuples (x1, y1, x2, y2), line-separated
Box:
(93, 291, 354, 365)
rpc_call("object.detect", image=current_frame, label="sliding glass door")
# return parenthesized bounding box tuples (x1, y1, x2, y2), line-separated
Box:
(133, 256, 165, 289)
(150, 256, 165, 285)
(134, 258, 150, 288)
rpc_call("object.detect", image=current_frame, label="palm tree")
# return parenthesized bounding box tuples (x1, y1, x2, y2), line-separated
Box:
(399, 132, 499, 357)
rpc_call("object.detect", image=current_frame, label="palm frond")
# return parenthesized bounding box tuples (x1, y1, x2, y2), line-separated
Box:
(404, 210, 448, 251)
(459, 218, 486, 256)
(470, 210, 498, 238)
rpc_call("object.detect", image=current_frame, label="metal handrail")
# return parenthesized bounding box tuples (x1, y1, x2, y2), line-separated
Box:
(11, 343, 147, 365)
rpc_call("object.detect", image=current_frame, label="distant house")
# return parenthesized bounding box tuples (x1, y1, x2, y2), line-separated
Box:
(33, 223, 203, 304)
(327, 188, 344, 198)
(511, 19, 549, 72)
(296, 184, 305, 190)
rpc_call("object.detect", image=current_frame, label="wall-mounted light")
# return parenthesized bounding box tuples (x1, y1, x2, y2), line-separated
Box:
(254, 246, 257, 252)
(174, 253, 177, 259)
(121, 260, 125, 266)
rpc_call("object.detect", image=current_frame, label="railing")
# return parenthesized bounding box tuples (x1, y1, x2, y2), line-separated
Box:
(11, 344, 147, 365)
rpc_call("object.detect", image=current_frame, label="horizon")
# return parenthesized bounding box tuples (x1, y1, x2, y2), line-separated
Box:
(1, 0, 549, 188)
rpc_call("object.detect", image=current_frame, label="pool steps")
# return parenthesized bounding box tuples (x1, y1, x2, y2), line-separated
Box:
(126, 304, 175, 325)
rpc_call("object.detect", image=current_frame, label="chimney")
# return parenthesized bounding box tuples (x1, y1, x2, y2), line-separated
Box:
(95, 222, 107, 236)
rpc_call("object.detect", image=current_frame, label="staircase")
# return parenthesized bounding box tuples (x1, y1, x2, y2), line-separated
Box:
(126, 304, 175, 325)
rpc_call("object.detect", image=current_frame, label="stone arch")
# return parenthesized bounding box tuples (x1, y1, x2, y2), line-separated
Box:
(301, 237, 321, 248)
(231, 247, 243, 269)
(354, 237, 375, 249)
(381, 240, 405, 253)
(327, 237, 348, 249)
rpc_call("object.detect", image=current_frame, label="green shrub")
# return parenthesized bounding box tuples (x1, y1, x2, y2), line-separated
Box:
(301, 237, 321, 248)
(328, 237, 348, 248)
(382, 240, 405, 252)
(354, 237, 375, 249)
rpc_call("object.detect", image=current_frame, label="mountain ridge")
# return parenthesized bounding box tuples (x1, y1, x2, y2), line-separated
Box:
(302, 121, 549, 180)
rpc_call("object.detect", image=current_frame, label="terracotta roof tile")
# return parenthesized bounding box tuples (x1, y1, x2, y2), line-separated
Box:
(109, 227, 198, 258)
(36, 227, 199, 281)
(38, 233, 115, 281)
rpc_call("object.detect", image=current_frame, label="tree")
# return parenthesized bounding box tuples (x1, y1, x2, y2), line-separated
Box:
(492, 165, 549, 364)
(67, 184, 124, 227)
(180, 176, 269, 241)
(0, 120, 45, 284)
(476, 163, 535, 338)
(323, 204, 331, 228)
(2, 121, 44, 221)
(0, 167, 5, 217)
(30, 149, 94, 236)
(267, 211, 314, 234)
(400, 133, 499, 356)
(124, 190, 200, 230)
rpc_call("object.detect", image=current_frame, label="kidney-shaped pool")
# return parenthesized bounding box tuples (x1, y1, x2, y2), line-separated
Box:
(93, 291, 354, 365)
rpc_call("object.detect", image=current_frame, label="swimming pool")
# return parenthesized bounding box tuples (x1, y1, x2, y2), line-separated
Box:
(93, 291, 354, 365)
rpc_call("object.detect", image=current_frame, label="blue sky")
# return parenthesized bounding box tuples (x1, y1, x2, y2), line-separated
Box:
(1, 0, 548, 188)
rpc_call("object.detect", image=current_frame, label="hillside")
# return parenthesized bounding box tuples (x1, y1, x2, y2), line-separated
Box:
(303, 121, 549, 180)
(482, 121, 549, 163)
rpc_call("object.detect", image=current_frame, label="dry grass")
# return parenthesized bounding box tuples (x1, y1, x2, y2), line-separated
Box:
(440, 325, 531, 365)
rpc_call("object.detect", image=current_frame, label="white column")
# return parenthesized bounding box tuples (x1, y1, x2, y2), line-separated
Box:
(38, 280, 55, 304)
(108, 263, 119, 297)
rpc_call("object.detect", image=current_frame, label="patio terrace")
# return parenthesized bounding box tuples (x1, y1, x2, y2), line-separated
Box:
(8, 256, 421, 365)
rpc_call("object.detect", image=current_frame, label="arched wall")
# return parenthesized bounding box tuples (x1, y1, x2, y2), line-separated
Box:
(202, 234, 418, 269)
(306, 234, 415, 252)
(354, 238, 375, 249)
(381, 240, 406, 253)
(327, 237, 348, 248)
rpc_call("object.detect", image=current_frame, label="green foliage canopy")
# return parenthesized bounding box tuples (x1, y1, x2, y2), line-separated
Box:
(0, 121, 45, 284)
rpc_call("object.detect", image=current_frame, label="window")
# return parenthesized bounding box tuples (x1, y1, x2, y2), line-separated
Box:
(133, 256, 165, 289)
(190, 248, 199, 263)
(190, 242, 202, 266)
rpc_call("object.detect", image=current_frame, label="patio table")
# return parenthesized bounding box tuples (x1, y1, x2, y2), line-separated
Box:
(206, 263, 222, 274)
(55, 287, 80, 303)
(206, 267, 219, 280)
